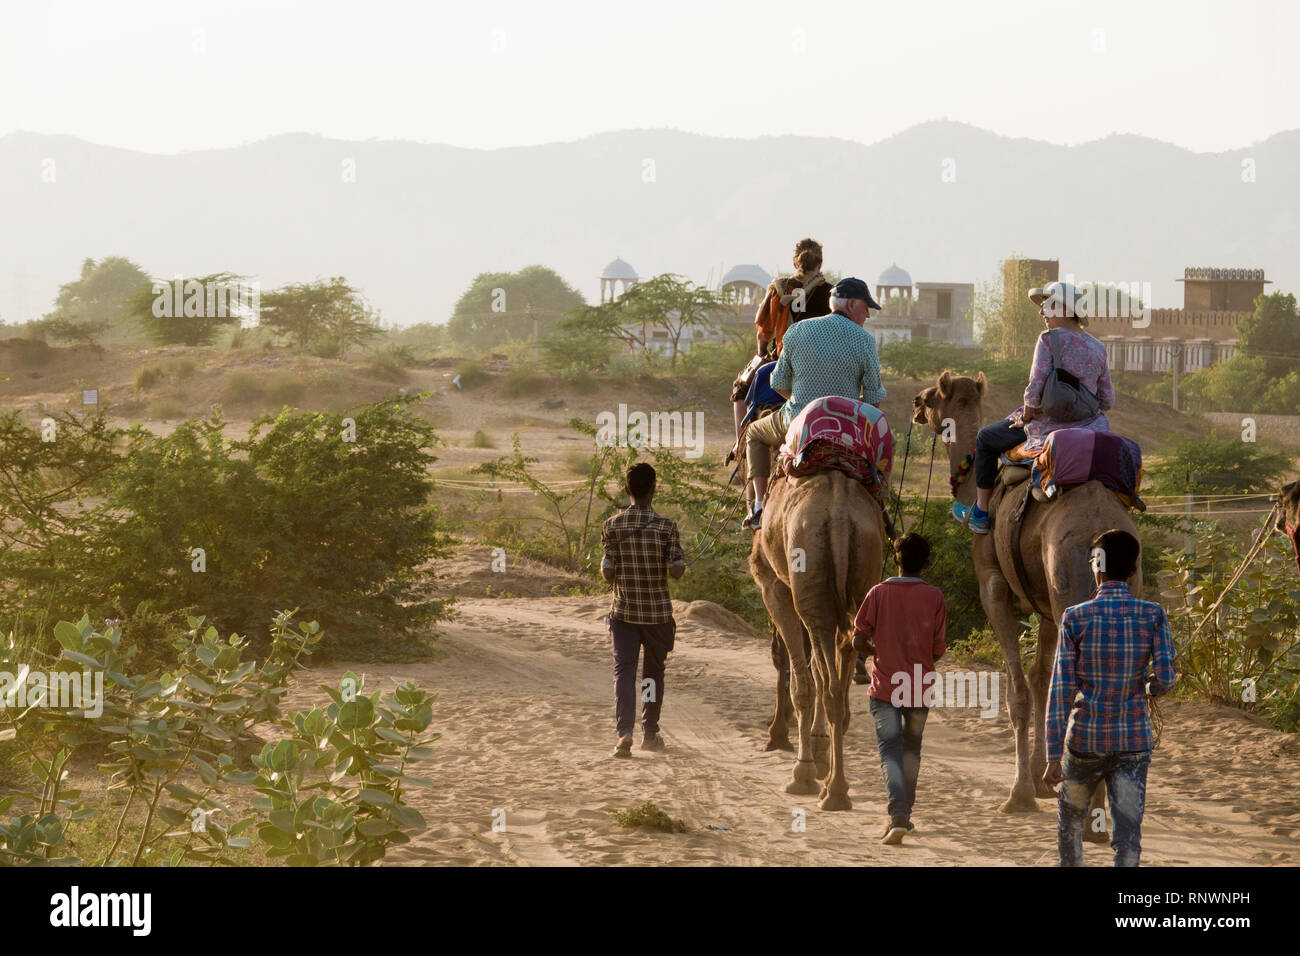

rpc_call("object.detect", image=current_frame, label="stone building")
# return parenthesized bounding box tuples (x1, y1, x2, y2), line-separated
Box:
(1087, 267, 1269, 374)
(866, 263, 975, 345)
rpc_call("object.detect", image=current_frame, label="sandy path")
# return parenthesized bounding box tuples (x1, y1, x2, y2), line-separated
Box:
(282, 596, 1300, 866)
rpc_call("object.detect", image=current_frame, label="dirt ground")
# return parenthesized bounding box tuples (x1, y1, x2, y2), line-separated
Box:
(278, 569, 1300, 866)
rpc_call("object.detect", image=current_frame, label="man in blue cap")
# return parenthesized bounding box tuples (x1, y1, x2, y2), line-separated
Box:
(743, 276, 886, 530)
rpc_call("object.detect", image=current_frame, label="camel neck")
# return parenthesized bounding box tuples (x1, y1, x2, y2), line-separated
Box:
(944, 418, 980, 507)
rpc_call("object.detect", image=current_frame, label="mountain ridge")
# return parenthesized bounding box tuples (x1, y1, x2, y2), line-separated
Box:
(2, 122, 1295, 328)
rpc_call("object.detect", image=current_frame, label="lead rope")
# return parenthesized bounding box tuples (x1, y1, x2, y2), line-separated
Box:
(889, 419, 915, 534)
(917, 432, 938, 535)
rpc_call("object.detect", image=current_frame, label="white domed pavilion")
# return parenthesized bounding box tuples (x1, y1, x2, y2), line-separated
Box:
(600, 257, 639, 303)
(719, 264, 771, 305)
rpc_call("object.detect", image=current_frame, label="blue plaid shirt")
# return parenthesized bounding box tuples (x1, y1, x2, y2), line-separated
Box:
(1046, 581, 1176, 763)
(769, 311, 885, 426)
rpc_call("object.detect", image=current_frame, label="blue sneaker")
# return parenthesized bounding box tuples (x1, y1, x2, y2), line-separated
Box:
(952, 501, 991, 534)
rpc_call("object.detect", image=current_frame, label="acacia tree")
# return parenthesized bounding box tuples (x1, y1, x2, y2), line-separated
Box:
(554, 273, 727, 367)
(125, 272, 248, 346)
(258, 277, 380, 356)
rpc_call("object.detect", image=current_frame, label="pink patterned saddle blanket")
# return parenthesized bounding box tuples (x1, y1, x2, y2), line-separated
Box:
(778, 396, 892, 487)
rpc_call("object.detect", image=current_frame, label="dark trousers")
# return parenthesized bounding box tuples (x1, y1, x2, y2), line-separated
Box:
(609, 616, 674, 738)
(975, 418, 1027, 490)
(1058, 748, 1151, 867)
(868, 697, 929, 820)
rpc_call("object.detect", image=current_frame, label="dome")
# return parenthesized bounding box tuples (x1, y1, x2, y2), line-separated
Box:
(877, 263, 913, 287)
(600, 257, 639, 281)
(720, 264, 772, 288)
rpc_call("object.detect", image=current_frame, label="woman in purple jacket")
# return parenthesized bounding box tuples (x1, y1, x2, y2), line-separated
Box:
(954, 281, 1115, 533)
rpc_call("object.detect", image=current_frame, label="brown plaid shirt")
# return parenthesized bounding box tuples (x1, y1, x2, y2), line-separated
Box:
(602, 505, 684, 624)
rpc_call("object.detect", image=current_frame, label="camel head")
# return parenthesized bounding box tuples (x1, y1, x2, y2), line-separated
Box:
(912, 371, 987, 506)
(1276, 478, 1300, 578)
(912, 370, 987, 434)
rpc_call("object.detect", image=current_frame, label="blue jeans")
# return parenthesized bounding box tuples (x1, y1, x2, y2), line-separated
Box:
(868, 697, 929, 821)
(1058, 748, 1151, 867)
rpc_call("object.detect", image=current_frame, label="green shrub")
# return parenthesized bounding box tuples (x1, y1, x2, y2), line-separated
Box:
(134, 365, 164, 390)
(470, 429, 495, 449)
(500, 367, 546, 398)
(221, 369, 267, 404)
(1158, 527, 1300, 729)
(0, 611, 441, 866)
(879, 341, 982, 380)
(455, 360, 489, 388)
(0, 399, 453, 659)
(557, 365, 598, 393)
(610, 801, 689, 832)
(4, 339, 53, 366)
(1146, 433, 1292, 495)
(265, 370, 307, 406)
(678, 338, 751, 383)
(148, 396, 184, 419)
(365, 345, 414, 383)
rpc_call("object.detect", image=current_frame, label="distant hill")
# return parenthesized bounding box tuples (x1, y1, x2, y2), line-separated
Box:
(1, 122, 1296, 329)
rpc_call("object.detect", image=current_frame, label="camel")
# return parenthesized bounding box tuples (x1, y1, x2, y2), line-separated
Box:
(749, 465, 885, 810)
(913, 371, 1140, 820)
(1276, 478, 1300, 579)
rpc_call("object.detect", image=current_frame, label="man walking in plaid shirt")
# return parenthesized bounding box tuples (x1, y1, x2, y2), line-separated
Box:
(1044, 529, 1176, 866)
(601, 463, 686, 758)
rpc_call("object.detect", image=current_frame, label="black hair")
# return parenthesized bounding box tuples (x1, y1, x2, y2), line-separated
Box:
(893, 532, 931, 576)
(1091, 528, 1140, 581)
(626, 462, 656, 500)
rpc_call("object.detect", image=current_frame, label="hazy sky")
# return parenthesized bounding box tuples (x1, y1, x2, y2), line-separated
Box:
(1, 0, 1295, 153)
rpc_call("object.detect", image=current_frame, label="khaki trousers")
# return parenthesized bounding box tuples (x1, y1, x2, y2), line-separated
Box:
(745, 412, 788, 480)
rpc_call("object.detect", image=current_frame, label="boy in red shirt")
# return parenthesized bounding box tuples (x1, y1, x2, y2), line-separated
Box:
(853, 533, 947, 845)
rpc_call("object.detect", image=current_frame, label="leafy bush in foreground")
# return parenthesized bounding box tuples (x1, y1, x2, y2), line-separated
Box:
(0, 612, 438, 866)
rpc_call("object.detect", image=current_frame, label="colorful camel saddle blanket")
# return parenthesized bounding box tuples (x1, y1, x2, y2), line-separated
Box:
(778, 396, 892, 488)
(1030, 427, 1145, 510)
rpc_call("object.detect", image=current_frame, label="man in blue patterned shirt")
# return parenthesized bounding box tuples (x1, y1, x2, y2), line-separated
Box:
(1044, 528, 1176, 866)
(743, 276, 885, 529)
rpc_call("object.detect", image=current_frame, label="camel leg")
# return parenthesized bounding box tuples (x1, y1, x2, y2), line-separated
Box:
(982, 574, 1039, 813)
(811, 642, 831, 781)
(817, 636, 856, 811)
(765, 624, 795, 751)
(1029, 617, 1059, 798)
(754, 563, 819, 795)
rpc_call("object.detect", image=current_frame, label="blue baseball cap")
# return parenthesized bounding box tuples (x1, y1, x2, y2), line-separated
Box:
(833, 277, 882, 310)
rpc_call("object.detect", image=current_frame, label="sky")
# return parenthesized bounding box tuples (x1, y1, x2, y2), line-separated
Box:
(0, 0, 1296, 154)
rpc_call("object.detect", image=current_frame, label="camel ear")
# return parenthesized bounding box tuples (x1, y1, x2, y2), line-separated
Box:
(937, 370, 952, 399)
(975, 371, 987, 398)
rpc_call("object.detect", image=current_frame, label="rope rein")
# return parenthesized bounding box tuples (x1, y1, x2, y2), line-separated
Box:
(918, 433, 938, 534)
